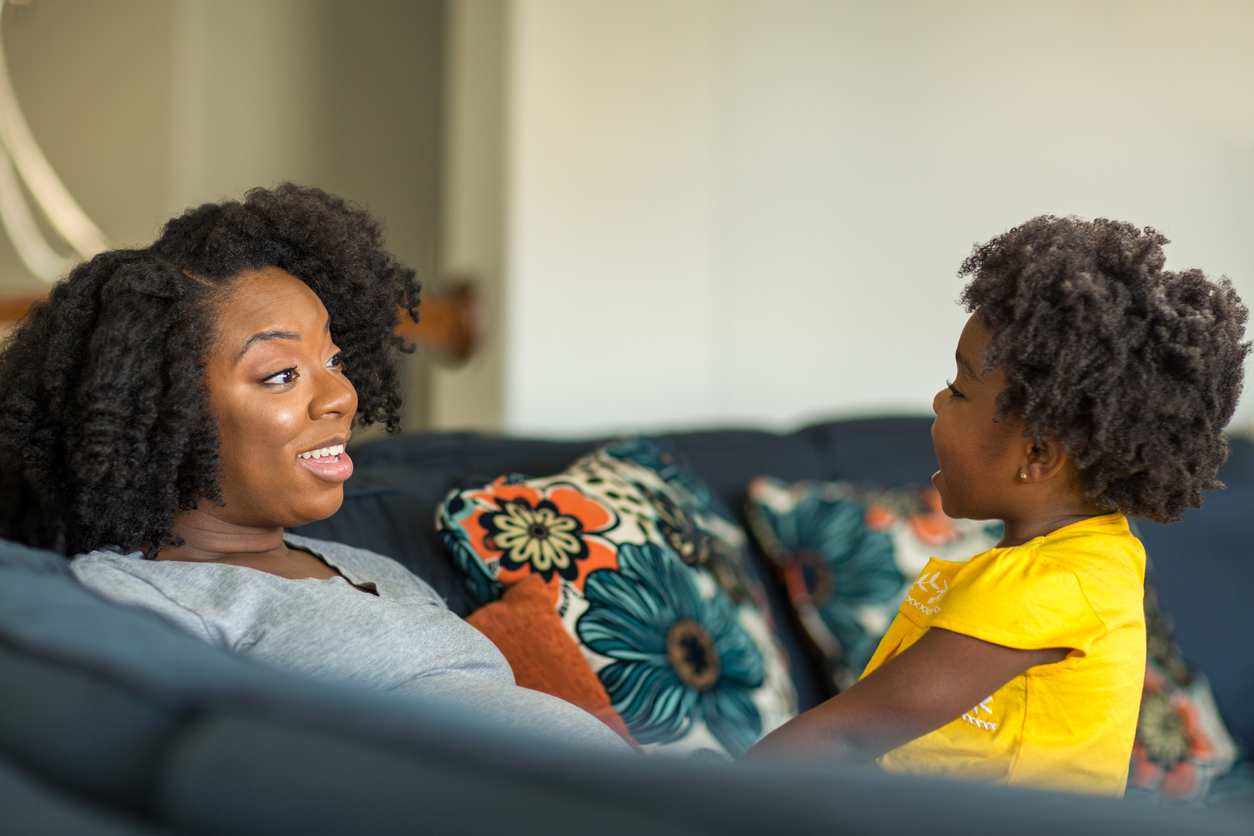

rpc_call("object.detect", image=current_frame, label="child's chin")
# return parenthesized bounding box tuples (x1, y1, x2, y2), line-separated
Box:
(934, 488, 967, 520)
(930, 473, 956, 513)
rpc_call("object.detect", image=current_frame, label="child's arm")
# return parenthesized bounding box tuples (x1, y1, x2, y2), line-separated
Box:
(741, 627, 1068, 763)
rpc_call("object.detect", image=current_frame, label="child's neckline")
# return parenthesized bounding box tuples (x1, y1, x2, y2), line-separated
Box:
(997, 511, 1126, 550)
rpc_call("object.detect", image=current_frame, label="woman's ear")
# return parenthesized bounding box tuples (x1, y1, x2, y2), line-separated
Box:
(1021, 436, 1069, 483)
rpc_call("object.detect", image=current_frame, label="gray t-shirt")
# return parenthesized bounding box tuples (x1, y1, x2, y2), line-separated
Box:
(71, 534, 630, 753)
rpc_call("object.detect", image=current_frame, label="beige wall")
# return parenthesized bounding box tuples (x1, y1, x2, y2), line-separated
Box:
(15, 2, 1248, 438)
(502, 0, 1254, 435)
(429, 0, 507, 432)
(2, 0, 175, 293)
(0, 0, 446, 432)
(168, 0, 320, 211)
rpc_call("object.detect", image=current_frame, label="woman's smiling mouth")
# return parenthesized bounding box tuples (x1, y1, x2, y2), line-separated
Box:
(296, 442, 354, 482)
(298, 444, 346, 460)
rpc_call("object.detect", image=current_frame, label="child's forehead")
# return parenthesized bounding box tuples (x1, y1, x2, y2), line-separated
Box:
(956, 313, 994, 365)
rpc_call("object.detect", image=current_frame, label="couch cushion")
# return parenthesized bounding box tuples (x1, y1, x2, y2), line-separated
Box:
(0, 642, 180, 811)
(437, 438, 798, 758)
(0, 754, 166, 836)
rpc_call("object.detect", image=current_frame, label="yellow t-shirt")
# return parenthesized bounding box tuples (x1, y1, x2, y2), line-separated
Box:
(863, 513, 1146, 796)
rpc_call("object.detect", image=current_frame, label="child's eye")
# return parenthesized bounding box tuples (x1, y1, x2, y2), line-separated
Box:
(262, 367, 299, 386)
(946, 379, 964, 398)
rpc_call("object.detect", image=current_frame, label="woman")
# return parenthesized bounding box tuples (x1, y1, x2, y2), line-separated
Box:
(0, 184, 630, 752)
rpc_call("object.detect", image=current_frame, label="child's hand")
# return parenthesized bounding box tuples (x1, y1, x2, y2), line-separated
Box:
(741, 628, 1068, 764)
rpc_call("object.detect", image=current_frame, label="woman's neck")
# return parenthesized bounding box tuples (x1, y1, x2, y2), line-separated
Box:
(158, 508, 288, 563)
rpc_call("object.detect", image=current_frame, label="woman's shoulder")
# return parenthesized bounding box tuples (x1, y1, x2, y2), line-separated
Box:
(69, 548, 219, 641)
(70, 547, 153, 582)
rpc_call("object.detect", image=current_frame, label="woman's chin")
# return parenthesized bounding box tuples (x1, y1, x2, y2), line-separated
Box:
(281, 486, 346, 530)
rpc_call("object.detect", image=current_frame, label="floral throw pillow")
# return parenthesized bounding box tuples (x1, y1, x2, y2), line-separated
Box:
(744, 477, 1003, 691)
(1127, 577, 1249, 803)
(437, 438, 797, 759)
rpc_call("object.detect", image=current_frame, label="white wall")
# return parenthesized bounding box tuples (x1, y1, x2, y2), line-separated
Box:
(503, 0, 1254, 436)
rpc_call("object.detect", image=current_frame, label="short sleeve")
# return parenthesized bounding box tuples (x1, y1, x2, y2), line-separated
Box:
(929, 554, 1107, 656)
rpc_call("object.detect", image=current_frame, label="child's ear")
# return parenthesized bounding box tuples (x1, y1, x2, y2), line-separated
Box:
(1021, 437, 1069, 483)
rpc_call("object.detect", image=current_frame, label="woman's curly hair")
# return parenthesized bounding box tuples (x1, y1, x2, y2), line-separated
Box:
(961, 215, 1249, 523)
(0, 183, 420, 556)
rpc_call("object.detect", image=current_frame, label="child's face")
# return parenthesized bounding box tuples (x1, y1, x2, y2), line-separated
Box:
(930, 313, 1028, 521)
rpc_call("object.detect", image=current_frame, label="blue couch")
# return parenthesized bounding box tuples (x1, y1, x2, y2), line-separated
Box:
(2, 417, 1250, 834)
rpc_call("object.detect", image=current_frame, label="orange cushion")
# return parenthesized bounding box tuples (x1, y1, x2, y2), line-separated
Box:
(466, 575, 638, 749)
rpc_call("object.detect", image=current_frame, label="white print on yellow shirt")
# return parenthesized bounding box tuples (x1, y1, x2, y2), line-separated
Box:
(962, 696, 997, 731)
(905, 572, 948, 616)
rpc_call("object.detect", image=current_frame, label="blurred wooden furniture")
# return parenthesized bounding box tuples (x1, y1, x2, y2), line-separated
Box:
(0, 282, 478, 364)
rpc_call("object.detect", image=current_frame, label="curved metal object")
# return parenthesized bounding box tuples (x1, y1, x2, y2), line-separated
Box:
(0, 0, 109, 280)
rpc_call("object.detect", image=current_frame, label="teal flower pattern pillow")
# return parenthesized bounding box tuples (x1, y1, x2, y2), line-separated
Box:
(438, 439, 797, 758)
(745, 477, 1003, 690)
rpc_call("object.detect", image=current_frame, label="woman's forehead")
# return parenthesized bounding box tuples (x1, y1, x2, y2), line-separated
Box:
(211, 268, 328, 359)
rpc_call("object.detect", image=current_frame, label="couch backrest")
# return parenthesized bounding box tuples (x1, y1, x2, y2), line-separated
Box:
(297, 417, 1254, 751)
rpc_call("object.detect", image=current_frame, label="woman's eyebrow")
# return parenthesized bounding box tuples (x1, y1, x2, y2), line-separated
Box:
(236, 329, 300, 362)
(235, 318, 330, 363)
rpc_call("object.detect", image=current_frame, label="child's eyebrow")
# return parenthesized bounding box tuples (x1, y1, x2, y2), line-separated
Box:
(956, 350, 978, 378)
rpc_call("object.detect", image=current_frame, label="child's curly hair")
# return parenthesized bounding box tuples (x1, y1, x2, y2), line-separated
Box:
(0, 183, 420, 556)
(960, 215, 1249, 523)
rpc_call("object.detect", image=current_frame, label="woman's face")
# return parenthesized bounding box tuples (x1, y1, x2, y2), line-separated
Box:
(201, 267, 358, 529)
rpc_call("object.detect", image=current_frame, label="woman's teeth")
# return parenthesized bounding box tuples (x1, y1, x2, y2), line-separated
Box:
(298, 444, 345, 460)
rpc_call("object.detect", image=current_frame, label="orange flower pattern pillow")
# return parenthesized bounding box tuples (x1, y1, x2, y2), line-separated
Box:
(437, 439, 797, 759)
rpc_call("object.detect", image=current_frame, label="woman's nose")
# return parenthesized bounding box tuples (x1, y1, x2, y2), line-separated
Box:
(311, 367, 357, 419)
(932, 389, 944, 415)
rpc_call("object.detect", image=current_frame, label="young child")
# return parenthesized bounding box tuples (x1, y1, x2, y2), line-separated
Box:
(743, 216, 1249, 796)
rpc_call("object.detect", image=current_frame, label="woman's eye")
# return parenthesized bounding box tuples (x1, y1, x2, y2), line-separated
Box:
(946, 379, 963, 398)
(326, 352, 342, 369)
(262, 367, 299, 386)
